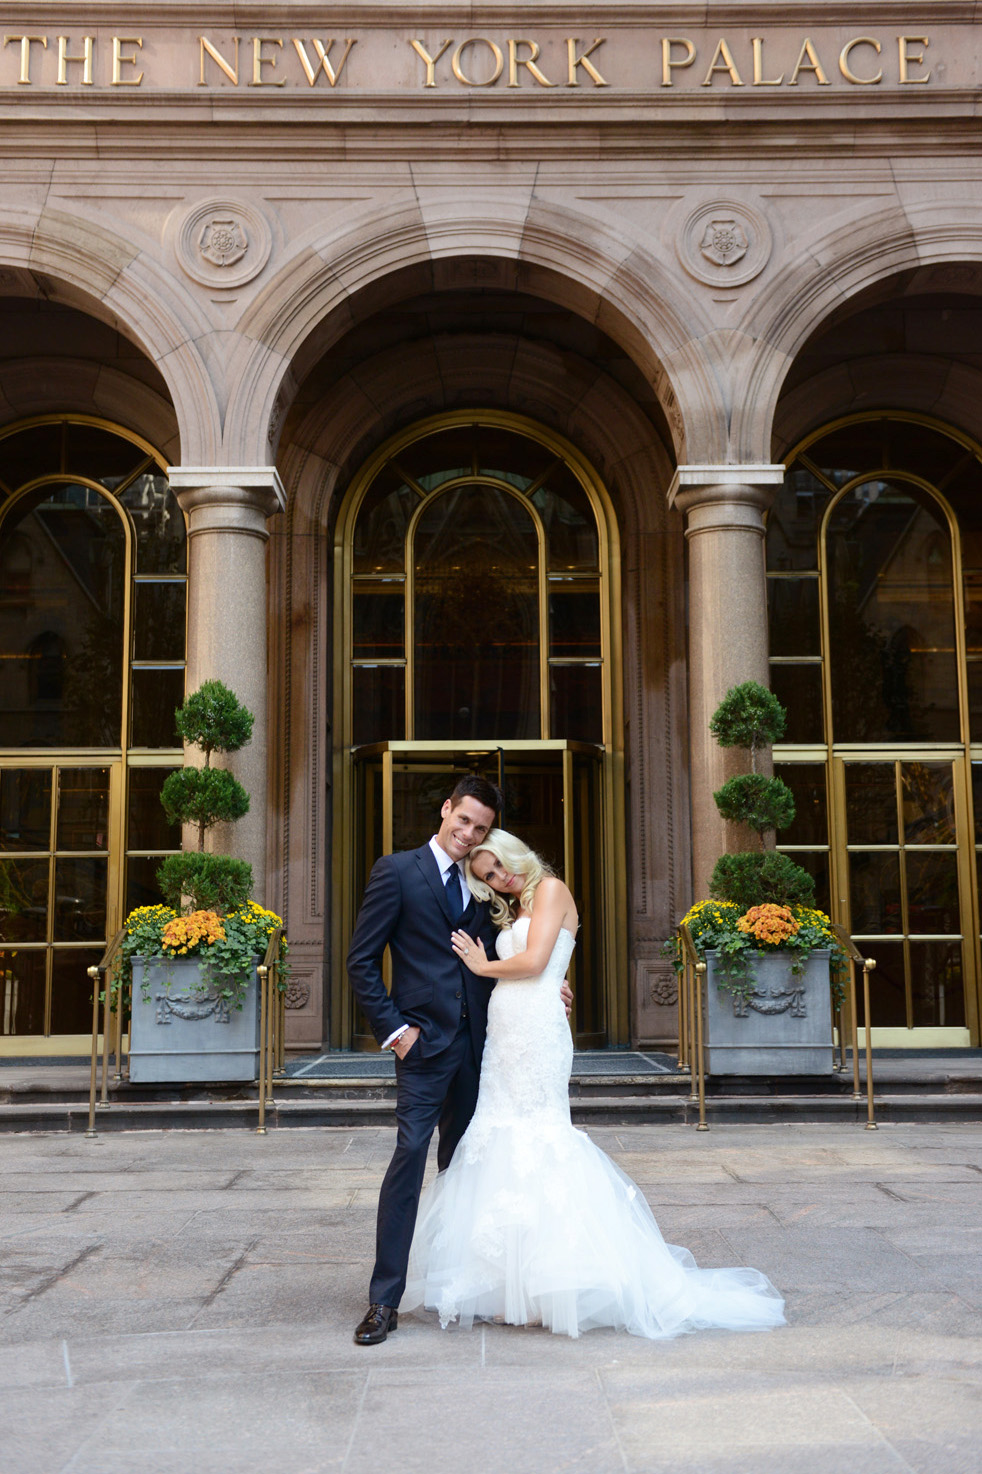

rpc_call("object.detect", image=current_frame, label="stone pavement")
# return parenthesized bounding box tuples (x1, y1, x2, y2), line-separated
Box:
(1, 1122, 980, 1474)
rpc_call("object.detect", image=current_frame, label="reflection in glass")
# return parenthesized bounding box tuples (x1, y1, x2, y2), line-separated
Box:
(0, 859, 49, 940)
(548, 589, 601, 658)
(827, 482, 958, 742)
(765, 467, 830, 571)
(121, 476, 186, 574)
(906, 852, 960, 934)
(858, 943, 907, 1027)
(769, 664, 823, 743)
(68, 424, 146, 489)
(910, 942, 964, 1028)
(414, 487, 539, 741)
(0, 424, 60, 491)
(52, 858, 106, 941)
(845, 764, 898, 844)
(0, 948, 46, 1034)
(0, 485, 126, 747)
(353, 666, 405, 745)
(773, 765, 827, 846)
(50, 949, 102, 1033)
(0, 769, 52, 851)
(127, 768, 180, 854)
(126, 855, 170, 914)
(133, 583, 187, 661)
(353, 588, 405, 659)
(901, 762, 955, 845)
(130, 668, 185, 748)
(776, 848, 831, 915)
(352, 470, 416, 573)
(767, 577, 820, 657)
(550, 664, 603, 744)
(849, 851, 902, 934)
(56, 769, 109, 851)
(533, 467, 598, 571)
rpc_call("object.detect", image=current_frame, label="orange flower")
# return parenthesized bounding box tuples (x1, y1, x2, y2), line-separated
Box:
(161, 909, 226, 954)
(736, 904, 800, 947)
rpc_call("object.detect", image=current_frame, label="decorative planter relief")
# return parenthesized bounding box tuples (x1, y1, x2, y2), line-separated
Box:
(129, 957, 260, 1083)
(703, 948, 833, 1076)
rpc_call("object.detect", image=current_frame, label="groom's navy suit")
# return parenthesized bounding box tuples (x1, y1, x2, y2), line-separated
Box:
(347, 841, 498, 1307)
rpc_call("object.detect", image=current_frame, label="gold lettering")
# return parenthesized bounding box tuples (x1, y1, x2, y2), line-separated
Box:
(199, 36, 239, 86)
(111, 36, 143, 87)
(839, 36, 881, 85)
(788, 38, 831, 87)
(409, 38, 451, 88)
(251, 36, 285, 87)
(701, 38, 744, 87)
(452, 38, 504, 87)
(56, 35, 94, 86)
(898, 35, 930, 84)
(507, 38, 554, 88)
(292, 38, 356, 87)
(661, 36, 695, 87)
(751, 37, 783, 86)
(566, 37, 607, 87)
(3, 35, 47, 85)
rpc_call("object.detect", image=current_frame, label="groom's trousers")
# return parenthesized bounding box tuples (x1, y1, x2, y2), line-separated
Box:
(370, 1018, 481, 1308)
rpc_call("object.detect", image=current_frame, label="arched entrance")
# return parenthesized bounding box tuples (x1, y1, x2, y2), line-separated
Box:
(331, 412, 626, 1048)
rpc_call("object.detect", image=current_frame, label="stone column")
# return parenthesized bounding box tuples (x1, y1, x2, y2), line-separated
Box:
(669, 464, 786, 900)
(168, 467, 286, 904)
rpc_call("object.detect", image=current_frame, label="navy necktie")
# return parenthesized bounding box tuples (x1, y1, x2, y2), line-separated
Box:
(444, 863, 461, 916)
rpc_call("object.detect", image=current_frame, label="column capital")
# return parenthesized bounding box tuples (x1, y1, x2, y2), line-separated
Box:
(167, 466, 286, 538)
(667, 463, 785, 508)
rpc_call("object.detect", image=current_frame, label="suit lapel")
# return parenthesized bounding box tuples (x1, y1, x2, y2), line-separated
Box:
(417, 844, 455, 926)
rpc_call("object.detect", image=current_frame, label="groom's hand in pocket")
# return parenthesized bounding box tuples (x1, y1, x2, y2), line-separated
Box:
(393, 1026, 421, 1060)
(560, 980, 573, 1019)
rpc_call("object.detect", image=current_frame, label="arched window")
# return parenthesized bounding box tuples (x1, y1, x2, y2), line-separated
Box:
(0, 417, 186, 1038)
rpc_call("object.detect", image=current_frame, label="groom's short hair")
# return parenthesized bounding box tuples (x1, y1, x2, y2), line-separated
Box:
(448, 775, 501, 817)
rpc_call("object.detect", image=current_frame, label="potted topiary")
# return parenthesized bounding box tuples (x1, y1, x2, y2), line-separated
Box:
(123, 680, 287, 1083)
(672, 681, 846, 1075)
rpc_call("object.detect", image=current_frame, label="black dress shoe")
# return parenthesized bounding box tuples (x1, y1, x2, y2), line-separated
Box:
(354, 1303, 399, 1345)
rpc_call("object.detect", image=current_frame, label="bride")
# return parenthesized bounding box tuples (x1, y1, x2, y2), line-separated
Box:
(401, 829, 786, 1340)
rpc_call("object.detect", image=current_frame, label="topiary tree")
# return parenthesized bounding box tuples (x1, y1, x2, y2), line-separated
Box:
(707, 681, 815, 907)
(157, 680, 254, 913)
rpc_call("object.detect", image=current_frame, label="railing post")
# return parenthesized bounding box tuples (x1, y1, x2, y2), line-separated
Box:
(86, 964, 101, 1139)
(862, 959, 878, 1129)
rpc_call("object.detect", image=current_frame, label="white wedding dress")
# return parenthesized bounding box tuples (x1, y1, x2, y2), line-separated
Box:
(402, 918, 786, 1339)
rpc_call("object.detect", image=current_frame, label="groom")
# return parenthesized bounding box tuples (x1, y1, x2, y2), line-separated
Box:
(347, 775, 503, 1345)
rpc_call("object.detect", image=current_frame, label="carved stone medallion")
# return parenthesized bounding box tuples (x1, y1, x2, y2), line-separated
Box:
(677, 199, 772, 287)
(284, 978, 311, 1010)
(176, 199, 272, 288)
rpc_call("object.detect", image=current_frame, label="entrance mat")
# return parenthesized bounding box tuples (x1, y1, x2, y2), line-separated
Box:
(283, 1050, 678, 1079)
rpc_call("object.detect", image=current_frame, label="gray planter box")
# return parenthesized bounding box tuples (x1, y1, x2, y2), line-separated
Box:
(703, 948, 833, 1076)
(129, 956, 260, 1083)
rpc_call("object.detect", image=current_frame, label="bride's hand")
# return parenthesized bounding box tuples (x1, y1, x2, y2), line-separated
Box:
(451, 929, 489, 975)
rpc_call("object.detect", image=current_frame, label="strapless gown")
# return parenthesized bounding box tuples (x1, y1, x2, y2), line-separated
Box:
(402, 917, 785, 1339)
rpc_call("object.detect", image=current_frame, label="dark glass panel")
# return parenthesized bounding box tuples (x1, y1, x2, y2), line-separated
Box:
(966, 657, 982, 744)
(353, 587, 404, 659)
(352, 666, 405, 745)
(776, 848, 831, 915)
(845, 764, 898, 844)
(0, 425, 61, 493)
(767, 577, 820, 657)
(849, 851, 902, 934)
(0, 948, 47, 1034)
(768, 664, 823, 743)
(957, 473, 982, 741)
(67, 425, 146, 490)
(548, 589, 601, 658)
(414, 487, 539, 741)
(133, 582, 186, 661)
(812, 421, 884, 486)
(773, 764, 827, 846)
(909, 941, 964, 1028)
(0, 484, 125, 747)
(130, 668, 185, 749)
(0, 858, 49, 940)
(120, 475, 187, 575)
(905, 852, 960, 935)
(532, 466, 598, 572)
(857, 942, 907, 1028)
(475, 426, 556, 490)
(352, 468, 416, 573)
(50, 948, 102, 1033)
(974, 764, 982, 845)
(0, 769, 52, 851)
(393, 425, 476, 492)
(127, 767, 180, 854)
(900, 762, 955, 845)
(766, 467, 830, 572)
(52, 858, 106, 941)
(126, 855, 170, 914)
(56, 769, 109, 851)
(882, 421, 964, 487)
(549, 664, 603, 743)
(827, 481, 958, 742)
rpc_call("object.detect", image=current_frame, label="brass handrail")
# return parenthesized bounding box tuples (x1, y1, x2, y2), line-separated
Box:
(86, 929, 126, 1139)
(830, 924, 878, 1130)
(257, 926, 283, 1135)
(679, 922, 709, 1132)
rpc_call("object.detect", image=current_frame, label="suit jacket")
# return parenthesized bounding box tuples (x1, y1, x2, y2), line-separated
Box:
(346, 842, 498, 1060)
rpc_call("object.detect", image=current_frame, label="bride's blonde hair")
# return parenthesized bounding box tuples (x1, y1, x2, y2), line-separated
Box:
(464, 828, 554, 928)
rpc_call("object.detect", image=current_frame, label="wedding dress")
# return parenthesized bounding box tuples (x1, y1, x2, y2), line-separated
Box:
(402, 917, 785, 1339)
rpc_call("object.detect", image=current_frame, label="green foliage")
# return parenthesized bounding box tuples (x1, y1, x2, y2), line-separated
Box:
(156, 852, 253, 914)
(669, 899, 847, 1006)
(709, 681, 786, 770)
(709, 851, 815, 910)
(161, 767, 250, 847)
(174, 679, 254, 761)
(112, 901, 288, 1012)
(713, 774, 796, 838)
